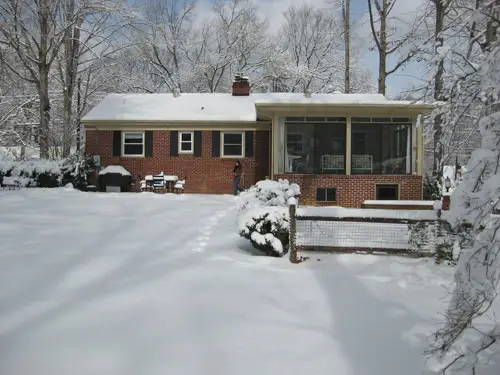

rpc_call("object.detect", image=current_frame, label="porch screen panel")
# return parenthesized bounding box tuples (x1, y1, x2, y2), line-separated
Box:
(351, 118, 411, 175)
(284, 117, 346, 174)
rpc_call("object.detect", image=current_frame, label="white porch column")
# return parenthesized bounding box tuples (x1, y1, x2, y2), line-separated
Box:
(346, 117, 352, 175)
(272, 115, 285, 175)
(412, 115, 420, 174)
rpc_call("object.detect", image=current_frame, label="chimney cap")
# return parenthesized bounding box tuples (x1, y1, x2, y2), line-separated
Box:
(234, 73, 249, 83)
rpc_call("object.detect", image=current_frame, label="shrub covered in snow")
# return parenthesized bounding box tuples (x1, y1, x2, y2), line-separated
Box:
(60, 153, 95, 190)
(0, 153, 94, 189)
(423, 173, 442, 201)
(237, 179, 300, 257)
(238, 207, 290, 257)
(238, 179, 300, 212)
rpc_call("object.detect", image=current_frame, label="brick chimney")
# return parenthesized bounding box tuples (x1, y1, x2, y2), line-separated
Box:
(232, 74, 250, 96)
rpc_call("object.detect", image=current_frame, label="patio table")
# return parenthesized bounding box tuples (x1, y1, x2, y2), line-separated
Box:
(144, 174, 179, 192)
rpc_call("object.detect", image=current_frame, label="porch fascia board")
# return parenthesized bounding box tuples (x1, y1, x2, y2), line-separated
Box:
(255, 103, 435, 117)
(83, 121, 271, 131)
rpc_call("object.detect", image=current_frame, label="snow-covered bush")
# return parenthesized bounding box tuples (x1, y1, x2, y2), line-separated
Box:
(61, 153, 95, 190)
(0, 158, 62, 187)
(423, 173, 442, 201)
(238, 207, 290, 257)
(0, 153, 95, 189)
(238, 179, 300, 212)
(238, 179, 300, 257)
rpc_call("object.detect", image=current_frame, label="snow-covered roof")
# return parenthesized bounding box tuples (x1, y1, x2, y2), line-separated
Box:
(82, 93, 435, 123)
(98, 165, 131, 176)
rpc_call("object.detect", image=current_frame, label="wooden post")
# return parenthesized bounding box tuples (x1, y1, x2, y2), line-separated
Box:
(289, 203, 297, 263)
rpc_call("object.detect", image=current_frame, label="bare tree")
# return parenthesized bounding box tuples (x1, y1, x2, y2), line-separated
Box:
(342, 0, 351, 93)
(134, 0, 196, 93)
(367, 0, 428, 95)
(184, 0, 268, 92)
(428, 1, 500, 373)
(266, 4, 345, 93)
(0, 0, 70, 158)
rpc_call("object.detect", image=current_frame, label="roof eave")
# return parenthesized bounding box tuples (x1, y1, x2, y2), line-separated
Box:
(254, 102, 436, 113)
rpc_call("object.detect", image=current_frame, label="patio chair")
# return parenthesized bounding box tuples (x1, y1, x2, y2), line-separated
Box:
(173, 179, 185, 194)
(152, 173, 166, 192)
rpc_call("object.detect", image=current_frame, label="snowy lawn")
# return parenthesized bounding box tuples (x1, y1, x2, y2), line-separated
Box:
(0, 189, 497, 375)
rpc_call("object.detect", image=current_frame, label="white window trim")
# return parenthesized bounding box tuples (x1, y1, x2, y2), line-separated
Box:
(221, 131, 245, 158)
(122, 131, 145, 157)
(178, 131, 194, 154)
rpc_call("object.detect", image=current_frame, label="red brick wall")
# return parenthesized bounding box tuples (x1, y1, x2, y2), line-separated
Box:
(273, 174, 423, 208)
(85, 130, 270, 194)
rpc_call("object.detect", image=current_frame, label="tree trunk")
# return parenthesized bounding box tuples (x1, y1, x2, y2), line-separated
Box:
(432, 0, 446, 176)
(38, 0, 50, 159)
(38, 68, 50, 159)
(62, 2, 82, 157)
(378, 0, 388, 95)
(343, 0, 351, 93)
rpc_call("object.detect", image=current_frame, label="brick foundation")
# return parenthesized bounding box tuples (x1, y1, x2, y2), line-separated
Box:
(274, 174, 423, 208)
(85, 130, 270, 194)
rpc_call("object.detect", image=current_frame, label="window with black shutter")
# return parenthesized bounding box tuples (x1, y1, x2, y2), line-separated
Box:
(194, 131, 202, 157)
(145, 131, 153, 157)
(178, 132, 193, 153)
(221, 132, 244, 157)
(212, 131, 220, 157)
(122, 132, 144, 156)
(112, 131, 121, 156)
(170, 130, 178, 156)
(245, 131, 253, 157)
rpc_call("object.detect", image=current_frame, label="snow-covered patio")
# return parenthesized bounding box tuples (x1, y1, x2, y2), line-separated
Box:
(0, 189, 496, 375)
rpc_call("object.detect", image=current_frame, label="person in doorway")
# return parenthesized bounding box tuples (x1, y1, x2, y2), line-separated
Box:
(233, 160, 243, 195)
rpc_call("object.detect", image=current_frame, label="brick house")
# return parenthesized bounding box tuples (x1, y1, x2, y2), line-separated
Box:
(82, 77, 434, 207)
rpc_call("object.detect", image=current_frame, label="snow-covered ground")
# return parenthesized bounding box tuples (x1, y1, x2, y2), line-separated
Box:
(0, 189, 498, 375)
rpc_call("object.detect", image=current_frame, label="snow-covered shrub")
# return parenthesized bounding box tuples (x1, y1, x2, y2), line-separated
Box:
(238, 179, 300, 212)
(238, 207, 289, 257)
(237, 179, 300, 257)
(0, 158, 62, 187)
(423, 173, 442, 201)
(61, 153, 95, 190)
(0, 153, 95, 189)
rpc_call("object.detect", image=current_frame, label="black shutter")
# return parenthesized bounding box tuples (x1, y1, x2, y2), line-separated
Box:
(194, 131, 202, 157)
(170, 130, 178, 156)
(245, 131, 254, 157)
(112, 131, 121, 156)
(145, 131, 153, 157)
(212, 131, 220, 157)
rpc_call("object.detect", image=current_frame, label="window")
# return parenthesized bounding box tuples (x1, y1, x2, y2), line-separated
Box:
(351, 120, 411, 175)
(316, 188, 337, 202)
(285, 119, 346, 174)
(376, 184, 399, 200)
(122, 132, 144, 156)
(222, 132, 244, 157)
(179, 132, 193, 154)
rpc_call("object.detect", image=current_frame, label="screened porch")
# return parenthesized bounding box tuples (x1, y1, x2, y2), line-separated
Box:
(283, 116, 413, 175)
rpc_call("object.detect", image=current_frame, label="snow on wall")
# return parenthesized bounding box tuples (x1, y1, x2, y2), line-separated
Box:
(297, 206, 439, 221)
